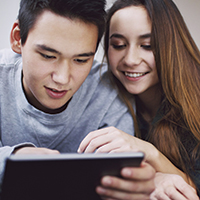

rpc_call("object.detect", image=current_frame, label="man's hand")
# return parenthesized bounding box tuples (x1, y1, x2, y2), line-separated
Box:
(13, 147, 60, 155)
(97, 162, 155, 200)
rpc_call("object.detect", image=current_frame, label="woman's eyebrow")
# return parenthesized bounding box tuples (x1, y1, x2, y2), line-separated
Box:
(110, 33, 124, 39)
(110, 33, 151, 40)
(139, 33, 151, 39)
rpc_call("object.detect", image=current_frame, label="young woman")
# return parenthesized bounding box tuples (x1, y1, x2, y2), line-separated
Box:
(79, 0, 200, 199)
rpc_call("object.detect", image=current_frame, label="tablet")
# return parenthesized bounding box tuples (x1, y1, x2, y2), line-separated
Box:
(1, 152, 144, 200)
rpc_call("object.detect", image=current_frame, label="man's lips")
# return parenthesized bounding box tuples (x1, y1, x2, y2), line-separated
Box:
(45, 87, 68, 99)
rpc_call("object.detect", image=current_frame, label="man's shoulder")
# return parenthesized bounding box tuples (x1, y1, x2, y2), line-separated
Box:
(83, 60, 115, 94)
(0, 48, 22, 67)
(88, 60, 108, 78)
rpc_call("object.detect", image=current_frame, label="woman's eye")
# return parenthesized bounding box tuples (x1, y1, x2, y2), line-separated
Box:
(40, 53, 56, 59)
(111, 44, 126, 50)
(141, 45, 151, 50)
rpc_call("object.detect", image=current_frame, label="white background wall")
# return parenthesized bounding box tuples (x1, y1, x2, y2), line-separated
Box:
(0, 0, 20, 49)
(0, 0, 199, 61)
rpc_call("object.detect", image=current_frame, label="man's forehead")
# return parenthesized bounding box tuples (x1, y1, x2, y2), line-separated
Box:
(25, 10, 98, 55)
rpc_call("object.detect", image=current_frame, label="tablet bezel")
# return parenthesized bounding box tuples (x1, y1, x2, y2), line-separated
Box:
(1, 152, 144, 200)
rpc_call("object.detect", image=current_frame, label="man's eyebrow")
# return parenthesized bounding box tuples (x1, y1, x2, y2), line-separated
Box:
(36, 44, 95, 57)
(36, 44, 61, 55)
(77, 52, 95, 57)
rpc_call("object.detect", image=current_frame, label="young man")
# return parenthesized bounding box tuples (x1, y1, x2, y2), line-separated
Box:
(0, 0, 155, 199)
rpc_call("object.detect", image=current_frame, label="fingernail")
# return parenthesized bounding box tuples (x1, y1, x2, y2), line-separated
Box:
(122, 168, 132, 177)
(102, 176, 112, 186)
(96, 186, 106, 194)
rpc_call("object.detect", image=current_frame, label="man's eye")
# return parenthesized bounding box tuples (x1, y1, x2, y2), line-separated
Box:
(74, 58, 89, 63)
(40, 53, 56, 59)
(141, 45, 151, 50)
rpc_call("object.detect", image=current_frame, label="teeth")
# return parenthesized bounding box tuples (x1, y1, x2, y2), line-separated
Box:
(51, 89, 59, 92)
(125, 72, 145, 78)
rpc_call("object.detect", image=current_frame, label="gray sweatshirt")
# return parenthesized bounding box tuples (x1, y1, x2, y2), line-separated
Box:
(0, 49, 134, 184)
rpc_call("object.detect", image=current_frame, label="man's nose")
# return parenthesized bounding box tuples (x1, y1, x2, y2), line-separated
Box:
(52, 60, 70, 85)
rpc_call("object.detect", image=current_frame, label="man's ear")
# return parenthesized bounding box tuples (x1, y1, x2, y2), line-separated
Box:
(10, 20, 22, 54)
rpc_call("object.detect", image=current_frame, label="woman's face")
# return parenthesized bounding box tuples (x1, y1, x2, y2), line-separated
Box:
(108, 6, 159, 98)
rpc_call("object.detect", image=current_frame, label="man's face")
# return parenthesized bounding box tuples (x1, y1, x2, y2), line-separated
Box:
(20, 11, 98, 113)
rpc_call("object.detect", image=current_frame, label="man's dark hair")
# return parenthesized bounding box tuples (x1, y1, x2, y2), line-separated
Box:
(18, 0, 106, 48)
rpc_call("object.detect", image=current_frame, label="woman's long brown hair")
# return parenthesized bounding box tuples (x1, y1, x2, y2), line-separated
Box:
(104, 0, 200, 181)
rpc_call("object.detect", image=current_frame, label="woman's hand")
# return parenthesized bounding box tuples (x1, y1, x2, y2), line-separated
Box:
(150, 172, 199, 200)
(78, 126, 153, 156)
(78, 126, 194, 187)
(97, 162, 155, 200)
